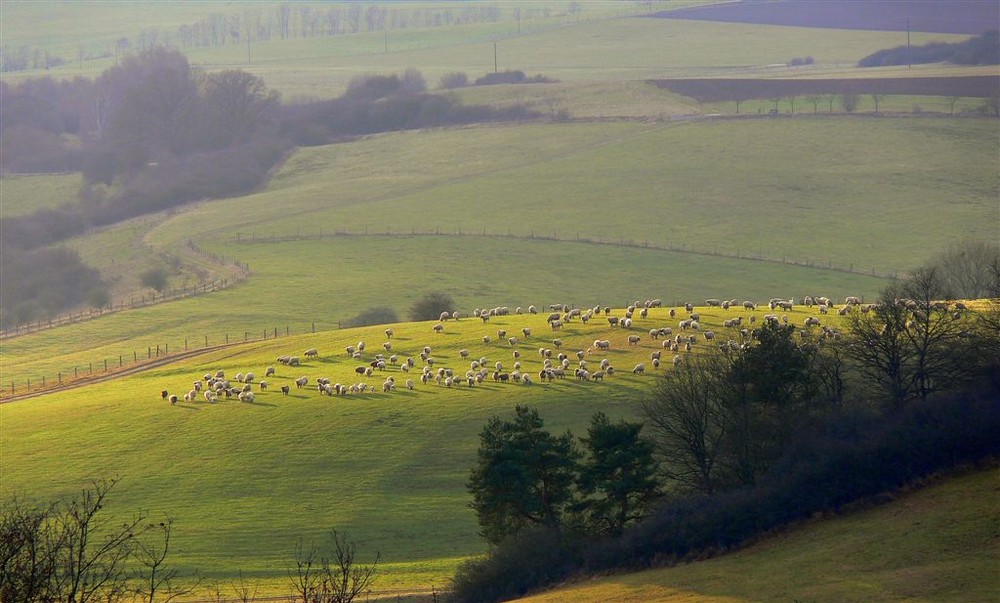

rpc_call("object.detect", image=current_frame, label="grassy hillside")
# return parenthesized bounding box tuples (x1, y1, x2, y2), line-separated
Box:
(3, 304, 779, 592)
(144, 118, 998, 276)
(2, 235, 886, 386)
(514, 467, 1000, 603)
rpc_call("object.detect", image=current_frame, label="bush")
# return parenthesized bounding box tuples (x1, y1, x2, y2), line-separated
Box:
(140, 267, 169, 292)
(449, 527, 583, 603)
(438, 71, 469, 89)
(343, 306, 399, 328)
(409, 291, 454, 322)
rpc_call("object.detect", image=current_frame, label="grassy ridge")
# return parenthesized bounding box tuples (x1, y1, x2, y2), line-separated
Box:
(3, 235, 887, 384)
(514, 467, 1000, 603)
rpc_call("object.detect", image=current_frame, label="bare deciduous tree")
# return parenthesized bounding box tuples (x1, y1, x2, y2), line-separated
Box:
(290, 530, 381, 603)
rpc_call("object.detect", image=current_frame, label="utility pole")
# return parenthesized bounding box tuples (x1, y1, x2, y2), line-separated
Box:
(494, 42, 498, 72)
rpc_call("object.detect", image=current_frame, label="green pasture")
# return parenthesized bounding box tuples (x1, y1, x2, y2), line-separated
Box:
(2, 303, 795, 592)
(515, 467, 1000, 603)
(143, 118, 998, 276)
(3, 235, 886, 385)
(0, 173, 82, 218)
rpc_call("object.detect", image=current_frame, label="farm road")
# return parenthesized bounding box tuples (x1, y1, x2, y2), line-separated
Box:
(0, 341, 254, 404)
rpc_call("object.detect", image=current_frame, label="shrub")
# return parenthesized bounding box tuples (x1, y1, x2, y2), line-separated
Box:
(140, 267, 169, 292)
(438, 71, 469, 89)
(343, 306, 399, 328)
(409, 291, 454, 321)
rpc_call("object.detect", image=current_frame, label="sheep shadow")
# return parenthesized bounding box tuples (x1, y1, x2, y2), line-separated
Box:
(173, 403, 200, 411)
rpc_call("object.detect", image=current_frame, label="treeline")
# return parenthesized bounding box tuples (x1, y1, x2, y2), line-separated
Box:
(0, 48, 545, 328)
(2, 2, 561, 73)
(452, 263, 1000, 602)
(859, 30, 999, 67)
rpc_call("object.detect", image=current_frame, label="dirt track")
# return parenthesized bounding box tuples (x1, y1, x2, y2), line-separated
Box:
(0, 342, 253, 404)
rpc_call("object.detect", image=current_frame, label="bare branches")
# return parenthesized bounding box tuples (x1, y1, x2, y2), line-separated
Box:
(290, 530, 381, 603)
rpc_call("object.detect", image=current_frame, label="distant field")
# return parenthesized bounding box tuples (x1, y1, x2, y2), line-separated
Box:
(652, 0, 1000, 35)
(0, 303, 859, 594)
(0, 173, 82, 218)
(1, 12, 972, 98)
(516, 467, 1000, 603)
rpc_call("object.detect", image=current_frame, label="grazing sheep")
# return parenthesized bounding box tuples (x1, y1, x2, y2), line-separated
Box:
(804, 316, 821, 326)
(185, 390, 198, 402)
(235, 372, 245, 383)
(288, 357, 301, 367)
(433, 323, 444, 333)
(550, 320, 563, 330)
(652, 358, 661, 369)
(385, 328, 394, 339)
(304, 348, 319, 359)
(215, 370, 226, 378)
(632, 363, 645, 374)
(628, 335, 641, 345)
(522, 327, 532, 338)
(508, 337, 518, 347)
(193, 381, 202, 391)
(345, 345, 356, 356)
(383, 377, 396, 392)
(265, 366, 276, 377)
(239, 391, 255, 403)
(440, 311, 451, 322)
(497, 329, 507, 339)
(168, 394, 178, 405)
(528, 305, 539, 314)
(259, 380, 268, 391)
(280, 385, 290, 395)
(295, 376, 308, 388)
(595, 339, 611, 350)
(244, 372, 255, 383)
(703, 331, 716, 340)
(608, 316, 619, 327)
(383, 341, 392, 351)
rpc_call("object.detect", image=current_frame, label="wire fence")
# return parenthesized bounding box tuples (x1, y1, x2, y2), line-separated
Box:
(228, 228, 900, 280)
(0, 321, 336, 401)
(0, 241, 249, 341)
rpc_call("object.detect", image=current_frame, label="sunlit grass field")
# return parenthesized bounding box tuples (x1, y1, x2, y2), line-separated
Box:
(2, 235, 887, 385)
(4, 302, 845, 593)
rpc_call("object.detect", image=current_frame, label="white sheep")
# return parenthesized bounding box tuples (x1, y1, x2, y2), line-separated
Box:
(385, 328, 394, 338)
(433, 323, 444, 333)
(304, 348, 319, 359)
(632, 363, 645, 374)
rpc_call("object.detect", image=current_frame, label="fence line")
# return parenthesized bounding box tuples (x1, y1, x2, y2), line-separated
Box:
(0, 241, 250, 341)
(229, 228, 899, 280)
(1, 321, 335, 401)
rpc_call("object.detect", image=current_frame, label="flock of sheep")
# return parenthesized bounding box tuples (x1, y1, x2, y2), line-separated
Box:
(158, 296, 863, 405)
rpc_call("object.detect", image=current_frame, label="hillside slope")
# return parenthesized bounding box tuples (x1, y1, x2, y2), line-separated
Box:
(515, 467, 1000, 603)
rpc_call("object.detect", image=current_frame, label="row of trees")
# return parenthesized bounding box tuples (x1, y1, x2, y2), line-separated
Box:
(456, 257, 1000, 601)
(859, 30, 999, 67)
